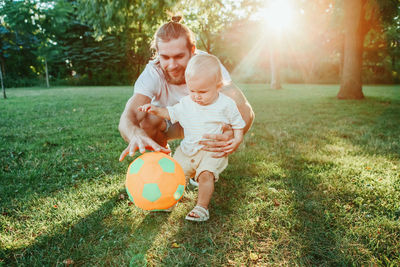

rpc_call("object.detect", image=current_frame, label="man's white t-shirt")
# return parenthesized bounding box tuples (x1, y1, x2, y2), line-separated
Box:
(166, 93, 245, 156)
(133, 51, 231, 107)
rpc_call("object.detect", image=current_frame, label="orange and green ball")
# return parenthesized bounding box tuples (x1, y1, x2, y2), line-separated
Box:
(125, 152, 186, 211)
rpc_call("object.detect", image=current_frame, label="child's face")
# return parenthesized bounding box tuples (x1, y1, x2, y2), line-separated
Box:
(187, 76, 221, 106)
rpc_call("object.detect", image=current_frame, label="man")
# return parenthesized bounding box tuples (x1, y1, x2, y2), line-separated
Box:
(118, 16, 254, 161)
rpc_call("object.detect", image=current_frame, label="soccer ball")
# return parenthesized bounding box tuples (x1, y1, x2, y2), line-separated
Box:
(125, 152, 186, 211)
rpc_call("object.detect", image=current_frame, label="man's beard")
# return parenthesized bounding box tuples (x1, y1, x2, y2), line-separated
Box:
(164, 69, 186, 85)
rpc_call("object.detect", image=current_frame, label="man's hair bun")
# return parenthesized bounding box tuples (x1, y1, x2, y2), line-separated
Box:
(171, 15, 182, 23)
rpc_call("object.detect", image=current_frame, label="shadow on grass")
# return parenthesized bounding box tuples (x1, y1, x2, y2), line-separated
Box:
(132, 95, 399, 265)
(279, 156, 353, 265)
(146, 150, 352, 265)
(4, 192, 170, 266)
(153, 96, 400, 265)
(353, 98, 400, 158)
(150, 153, 262, 266)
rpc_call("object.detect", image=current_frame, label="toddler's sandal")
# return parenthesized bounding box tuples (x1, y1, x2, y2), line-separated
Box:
(185, 205, 209, 222)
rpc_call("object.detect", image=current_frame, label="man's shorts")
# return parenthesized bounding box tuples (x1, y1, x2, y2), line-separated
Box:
(173, 145, 228, 183)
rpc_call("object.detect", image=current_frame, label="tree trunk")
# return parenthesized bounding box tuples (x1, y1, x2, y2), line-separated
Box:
(269, 41, 281, 90)
(337, 0, 365, 99)
(0, 64, 5, 99)
(45, 57, 50, 88)
(339, 36, 345, 79)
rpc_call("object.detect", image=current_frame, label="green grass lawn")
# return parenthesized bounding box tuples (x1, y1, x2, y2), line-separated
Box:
(1, 84, 399, 266)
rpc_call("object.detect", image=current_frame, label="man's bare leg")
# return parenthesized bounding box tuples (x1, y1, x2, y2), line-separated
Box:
(166, 122, 184, 141)
(139, 114, 168, 147)
(140, 114, 184, 146)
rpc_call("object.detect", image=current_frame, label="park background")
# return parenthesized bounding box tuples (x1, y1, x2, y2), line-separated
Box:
(1, 0, 399, 93)
(1, 0, 400, 266)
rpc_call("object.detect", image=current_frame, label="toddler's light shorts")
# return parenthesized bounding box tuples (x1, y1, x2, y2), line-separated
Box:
(173, 145, 228, 182)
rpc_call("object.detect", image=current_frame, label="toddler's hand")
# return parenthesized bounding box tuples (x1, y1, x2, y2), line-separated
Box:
(138, 104, 152, 113)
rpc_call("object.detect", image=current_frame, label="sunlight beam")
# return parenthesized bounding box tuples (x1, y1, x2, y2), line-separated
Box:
(261, 0, 294, 33)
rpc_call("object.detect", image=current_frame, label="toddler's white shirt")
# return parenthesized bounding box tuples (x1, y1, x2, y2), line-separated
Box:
(167, 93, 245, 156)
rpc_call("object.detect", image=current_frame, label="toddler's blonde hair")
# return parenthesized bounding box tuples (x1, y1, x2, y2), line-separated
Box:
(185, 54, 225, 87)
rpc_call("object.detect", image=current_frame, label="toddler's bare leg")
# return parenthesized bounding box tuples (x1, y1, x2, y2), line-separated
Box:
(189, 171, 214, 218)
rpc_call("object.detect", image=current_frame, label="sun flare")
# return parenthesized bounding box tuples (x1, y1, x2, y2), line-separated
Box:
(261, 0, 294, 33)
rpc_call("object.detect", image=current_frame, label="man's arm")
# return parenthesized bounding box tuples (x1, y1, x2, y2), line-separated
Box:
(119, 94, 149, 143)
(118, 94, 170, 161)
(221, 83, 254, 134)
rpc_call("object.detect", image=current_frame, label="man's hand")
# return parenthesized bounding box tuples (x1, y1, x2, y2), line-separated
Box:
(199, 124, 236, 158)
(119, 94, 171, 161)
(119, 129, 170, 161)
(224, 138, 242, 155)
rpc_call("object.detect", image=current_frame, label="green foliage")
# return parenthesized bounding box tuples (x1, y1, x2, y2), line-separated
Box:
(1, 84, 399, 265)
(177, 0, 242, 53)
(77, 0, 176, 80)
(60, 21, 129, 85)
(0, 0, 399, 86)
(34, 0, 72, 61)
(361, 0, 400, 84)
(0, 0, 41, 87)
(382, 2, 400, 83)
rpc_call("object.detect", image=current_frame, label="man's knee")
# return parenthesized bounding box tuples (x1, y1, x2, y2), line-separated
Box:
(166, 123, 184, 140)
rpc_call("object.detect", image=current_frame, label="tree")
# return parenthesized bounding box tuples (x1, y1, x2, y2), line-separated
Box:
(0, 62, 5, 99)
(0, 25, 12, 99)
(269, 36, 281, 89)
(337, 0, 366, 99)
(338, 0, 399, 99)
(0, 0, 39, 88)
(35, 0, 73, 87)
